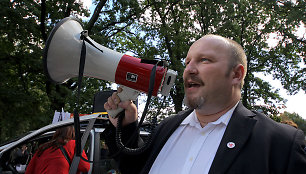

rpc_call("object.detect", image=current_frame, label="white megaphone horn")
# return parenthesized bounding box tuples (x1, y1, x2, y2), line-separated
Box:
(43, 17, 177, 118)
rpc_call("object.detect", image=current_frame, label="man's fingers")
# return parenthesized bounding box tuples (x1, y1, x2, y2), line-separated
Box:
(104, 102, 110, 110)
(111, 92, 121, 105)
(118, 100, 133, 108)
(117, 87, 123, 93)
(104, 91, 121, 110)
(107, 95, 117, 110)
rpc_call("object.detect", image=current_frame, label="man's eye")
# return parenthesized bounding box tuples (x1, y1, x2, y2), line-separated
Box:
(200, 58, 208, 62)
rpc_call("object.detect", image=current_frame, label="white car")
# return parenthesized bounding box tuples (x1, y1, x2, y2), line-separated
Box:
(0, 114, 149, 174)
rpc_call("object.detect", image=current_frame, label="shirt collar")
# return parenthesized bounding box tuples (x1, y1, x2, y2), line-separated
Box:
(181, 102, 239, 128)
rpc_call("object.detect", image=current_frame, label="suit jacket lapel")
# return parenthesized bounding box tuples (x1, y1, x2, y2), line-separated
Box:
(209, 102, 257, 174)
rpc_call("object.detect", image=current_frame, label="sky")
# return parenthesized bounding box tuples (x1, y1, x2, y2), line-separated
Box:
(80, 0, 306, 120)
(255, 73, 306, 119)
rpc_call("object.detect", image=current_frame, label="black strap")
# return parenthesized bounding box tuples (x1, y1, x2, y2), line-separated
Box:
(59, 146, 71, 165)
(73, 33, 86, 157)
(74, 31, 104, 157)
(81, 34, 103, 53)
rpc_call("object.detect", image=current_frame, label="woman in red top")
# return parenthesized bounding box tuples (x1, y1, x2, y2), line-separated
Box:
(25, 126, 90, 174)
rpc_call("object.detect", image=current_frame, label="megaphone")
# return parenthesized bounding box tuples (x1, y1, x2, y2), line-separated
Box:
(43, 17, 177, 118)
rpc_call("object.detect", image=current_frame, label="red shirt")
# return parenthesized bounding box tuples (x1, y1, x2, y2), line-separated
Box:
(25, 140, 90, 174)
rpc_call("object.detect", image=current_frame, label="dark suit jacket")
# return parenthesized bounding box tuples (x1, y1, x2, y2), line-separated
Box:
(105, 102, 306, 174)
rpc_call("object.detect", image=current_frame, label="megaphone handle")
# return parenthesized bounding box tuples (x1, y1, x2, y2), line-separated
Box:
(107, 86, 140, 118)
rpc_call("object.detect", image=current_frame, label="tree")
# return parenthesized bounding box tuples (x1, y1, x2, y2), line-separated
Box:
(1, 0, 304, 142)
(0, 0, 147, 142)
(0, 0, 51, 142)
(126, 0, 305, 118)
(0, 0, 94, 142)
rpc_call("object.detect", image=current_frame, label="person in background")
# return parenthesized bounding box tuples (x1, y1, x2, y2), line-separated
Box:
(281, 119, 298, 129)
(104, 34, 306, 174)
(14, 144, 29, 164)
(25, 125, 90, 174)
(12, 144, 30, 173)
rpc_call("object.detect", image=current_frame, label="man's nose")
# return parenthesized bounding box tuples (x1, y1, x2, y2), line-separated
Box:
(184, 61, 198, 74)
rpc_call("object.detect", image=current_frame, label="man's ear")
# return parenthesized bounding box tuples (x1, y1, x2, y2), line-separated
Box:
(232, 64, 244, 86)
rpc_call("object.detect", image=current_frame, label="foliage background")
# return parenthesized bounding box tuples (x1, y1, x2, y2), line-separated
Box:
(0, 0, 305, 143)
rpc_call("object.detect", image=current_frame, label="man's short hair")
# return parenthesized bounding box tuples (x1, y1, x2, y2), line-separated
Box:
(204, 34, 248, 89)
(226, 38, 248, 89)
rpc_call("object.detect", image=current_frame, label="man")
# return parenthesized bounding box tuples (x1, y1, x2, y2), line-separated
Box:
(13, 144, 29, 173)
(104, 35, 306, 174)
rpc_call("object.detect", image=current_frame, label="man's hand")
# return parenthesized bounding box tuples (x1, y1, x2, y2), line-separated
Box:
(104, 87, 138, 127)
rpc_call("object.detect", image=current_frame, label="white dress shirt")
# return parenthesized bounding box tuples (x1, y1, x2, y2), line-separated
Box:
(149, 103, 238, 174)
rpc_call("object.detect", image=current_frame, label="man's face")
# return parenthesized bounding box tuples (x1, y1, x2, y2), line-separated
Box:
(183, 36, 234, 110)
(21, 145, 27, 151)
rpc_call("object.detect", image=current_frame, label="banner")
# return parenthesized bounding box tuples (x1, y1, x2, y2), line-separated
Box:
(52, 108, 71, 124)
(52, 108, 109, 123)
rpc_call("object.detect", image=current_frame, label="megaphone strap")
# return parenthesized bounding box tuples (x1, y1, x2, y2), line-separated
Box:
(74, 31, 104, 158)
(73, 37, 87, 158)
(80, 30, 103, 53)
